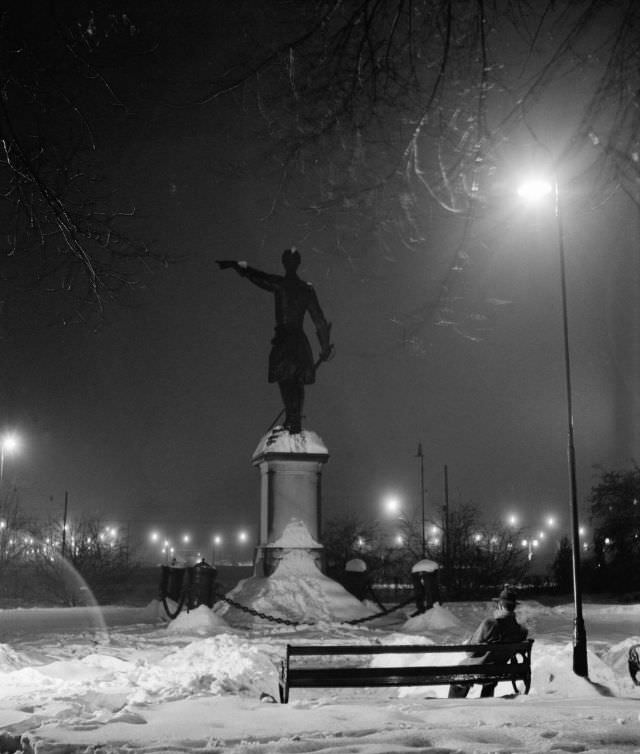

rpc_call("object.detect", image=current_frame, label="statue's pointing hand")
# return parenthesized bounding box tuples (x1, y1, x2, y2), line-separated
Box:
(216, 260, 248, 271)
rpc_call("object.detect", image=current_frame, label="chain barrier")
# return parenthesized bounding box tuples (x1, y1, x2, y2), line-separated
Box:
(343, 595, 416, 625)
(215, 588, 416, 627)
(217, 592, 308, 627)
(158, 568, 416, 626)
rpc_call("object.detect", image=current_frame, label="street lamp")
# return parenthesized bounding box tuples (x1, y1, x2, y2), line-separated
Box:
(518, 175, 588, 678)
(0, 433, 20, 481)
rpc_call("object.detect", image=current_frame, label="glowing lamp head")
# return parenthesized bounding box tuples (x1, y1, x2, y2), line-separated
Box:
(517, 178, 553, 202)
(1, 434, 19, 453)
(384, 496, 401, 516)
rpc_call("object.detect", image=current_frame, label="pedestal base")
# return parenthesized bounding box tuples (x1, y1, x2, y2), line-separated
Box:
(251, 427, 329, 576)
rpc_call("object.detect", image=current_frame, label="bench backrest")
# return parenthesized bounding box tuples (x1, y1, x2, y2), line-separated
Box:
(286, 640, 533, 660)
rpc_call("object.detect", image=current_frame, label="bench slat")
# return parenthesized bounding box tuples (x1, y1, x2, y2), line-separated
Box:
(286, 642, 529, 656)
(288, 665, 528, 686)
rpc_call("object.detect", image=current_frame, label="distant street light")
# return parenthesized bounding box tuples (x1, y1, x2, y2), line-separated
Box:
(211, 534, 222, 564)
(383, 495, 402, 517)
(0, 433, 20, 481)
(518, 174, 588, 678)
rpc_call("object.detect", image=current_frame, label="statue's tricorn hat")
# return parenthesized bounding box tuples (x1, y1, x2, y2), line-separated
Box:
(282, 247, 301, 271)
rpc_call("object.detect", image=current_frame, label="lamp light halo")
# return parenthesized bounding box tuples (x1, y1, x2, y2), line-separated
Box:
(517, 177, 554, 201)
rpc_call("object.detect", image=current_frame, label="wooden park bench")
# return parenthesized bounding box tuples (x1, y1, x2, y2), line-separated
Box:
(278, 639, 534, 703)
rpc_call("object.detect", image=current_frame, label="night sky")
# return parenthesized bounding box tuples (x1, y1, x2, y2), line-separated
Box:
(2, 2, 638, 561)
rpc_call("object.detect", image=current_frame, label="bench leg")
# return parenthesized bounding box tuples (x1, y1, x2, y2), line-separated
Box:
(448, 683, 470, 698)
(480, 683, 496, 698)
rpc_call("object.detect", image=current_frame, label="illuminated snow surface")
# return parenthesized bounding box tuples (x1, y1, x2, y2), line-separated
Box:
(1, 553, 640, 753)
(253, 427, 328, 458)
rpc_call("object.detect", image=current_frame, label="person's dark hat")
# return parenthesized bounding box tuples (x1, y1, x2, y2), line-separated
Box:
(496, 586, 518, 607)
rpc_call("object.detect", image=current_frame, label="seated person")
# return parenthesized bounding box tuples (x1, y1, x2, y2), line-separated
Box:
(449, 586, 528, 698)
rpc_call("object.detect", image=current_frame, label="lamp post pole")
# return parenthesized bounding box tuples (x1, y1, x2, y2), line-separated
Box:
(554, 180, 588, 678)
(442, 464, 450, 576)
(0, 433, 19, 481)
(417, 442, 426, 558)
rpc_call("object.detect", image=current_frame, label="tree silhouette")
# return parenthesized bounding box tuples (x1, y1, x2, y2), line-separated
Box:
(201, 0, 640, 343)
(589, 464, 640, 591)
(0, 1, 167, 332)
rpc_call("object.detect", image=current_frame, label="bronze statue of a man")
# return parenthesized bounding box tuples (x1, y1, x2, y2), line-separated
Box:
(217, 249, 333, 434)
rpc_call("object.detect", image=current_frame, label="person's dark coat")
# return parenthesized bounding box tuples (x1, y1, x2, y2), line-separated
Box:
(465, 612, 528, 664)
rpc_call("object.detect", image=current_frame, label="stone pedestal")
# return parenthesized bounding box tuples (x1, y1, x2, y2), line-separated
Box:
(251, 427, 329, 576)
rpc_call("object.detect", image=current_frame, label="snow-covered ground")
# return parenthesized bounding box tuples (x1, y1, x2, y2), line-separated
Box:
(2, 553, 640, 753)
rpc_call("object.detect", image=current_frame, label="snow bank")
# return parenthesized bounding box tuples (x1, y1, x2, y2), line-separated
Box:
(130, 634, 279, 702)
(166, 605, 230, 635)
(530, 640, 624, 697)
(402, 604, 462, 632)
(0, 645, 28, 671)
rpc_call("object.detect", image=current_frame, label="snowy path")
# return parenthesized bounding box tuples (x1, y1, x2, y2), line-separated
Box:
(28, 691, 640, 753)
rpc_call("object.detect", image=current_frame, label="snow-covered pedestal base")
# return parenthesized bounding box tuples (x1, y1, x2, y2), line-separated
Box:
(252, 427, 329, 576)
(216, 547, 374, 626)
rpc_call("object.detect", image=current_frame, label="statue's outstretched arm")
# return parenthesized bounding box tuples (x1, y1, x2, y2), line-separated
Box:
(216, 261, 277, 292)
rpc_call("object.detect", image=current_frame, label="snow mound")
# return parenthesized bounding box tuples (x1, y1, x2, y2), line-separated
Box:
(531, 641, 621, 697)
(0, 644, 28, 671)
(604, 636, 640, 686)
(166, 605, 230, 635)
(130, 634, 279, 702)
(411, 559, 439, 573)
(402, 604, 462, 632)
(216, 549, 375, 626)
(345, 558, 367, 572)
(269, 518, 321, 548)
